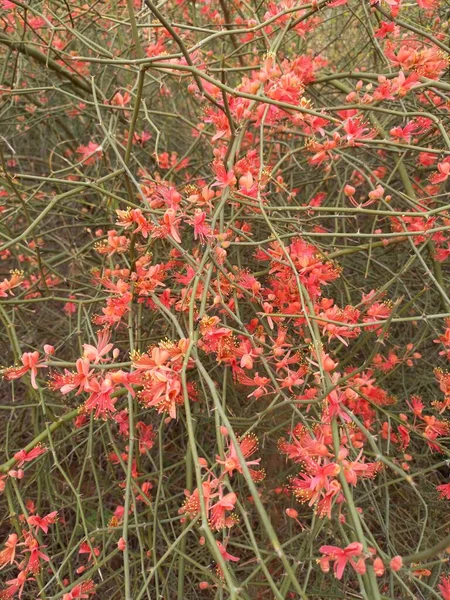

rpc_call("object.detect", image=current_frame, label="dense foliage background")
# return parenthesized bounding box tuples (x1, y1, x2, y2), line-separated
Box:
(1, 0, 450, 598)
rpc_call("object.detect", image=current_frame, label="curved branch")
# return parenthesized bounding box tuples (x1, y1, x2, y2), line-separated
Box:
(0, 33, 92, 94)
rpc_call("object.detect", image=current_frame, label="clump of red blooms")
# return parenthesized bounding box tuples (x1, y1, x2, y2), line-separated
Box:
(179, 431, 264, 538)
(2, 0, 450, 597)
(3, 250, 450, 593)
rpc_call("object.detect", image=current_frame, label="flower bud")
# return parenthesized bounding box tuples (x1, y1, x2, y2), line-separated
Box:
(344, 184, 356, 197)
(390, 555, 403, 571)
(118, 537, 126, 551)
(373, 557, 385, 577)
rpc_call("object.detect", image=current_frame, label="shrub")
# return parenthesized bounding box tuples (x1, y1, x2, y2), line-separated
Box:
(1, 0, 450, 598)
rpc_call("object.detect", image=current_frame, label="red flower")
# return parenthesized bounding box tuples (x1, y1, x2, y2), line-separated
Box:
(0, 535, 21, 569)
(62, 580, 96, 600)
(83, 377, 117, 420)
(209, 491, 238, 530)
(13, 446, 47, 468)
(437, 482, 450, 500)
(76, 142, 103, 165)
(27, 511, 58, 534)
(319, 542, 364, 580)
(438, 575, 450, 600)
(136, 422, 156, 454)
(3, 351, 46, 389)
(0, 571, 33, 599)
(217, 434, 265, 481)
(82, 329, 115, 364)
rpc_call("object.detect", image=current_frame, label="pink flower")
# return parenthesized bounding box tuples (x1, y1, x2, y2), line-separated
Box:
(136, 422, 156, 454)
(319, 542, 364, 579)
(110, 92, 131, 107)
(417, 0, 438, 9)
(437, 482, 450, 500)
(3, 351, 46, 389)
(209, 491, 237, 530)
(438, 575, 450, 600)
(163, 209, 182, 243)
(0, 534, 21, 569)
(216, 434, 265, 482)
(389, 121, 417, 143)
(13, 446, 47, 468)
(212, 163, 236, 188)
(431, 161, 450, 184)
(216, 541, 239, 562)
(27, 511, 58, 534)
(0, 271, 24, 298)
(1, 571, 33, 599)
(190, 209, 211, 243)
(83, 329, 114, 363)
(78, 542, 100, 562)
(84, 377, 117, 419)
(62, 580, 96, 599)
(76, 142, 103, 165)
